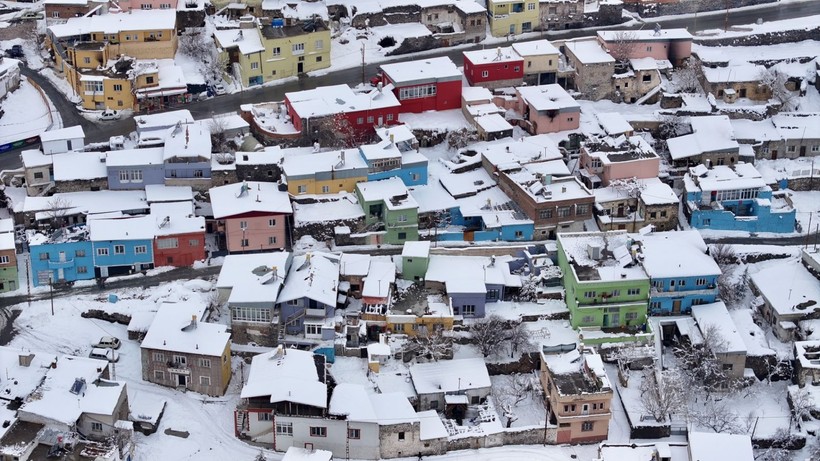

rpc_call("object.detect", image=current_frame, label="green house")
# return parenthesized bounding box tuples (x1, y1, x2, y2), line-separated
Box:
(356, 178, 419, 245)
(556, 231, 649, 330)
(401, 241, 430, 281)
(0, 222, 17, 293)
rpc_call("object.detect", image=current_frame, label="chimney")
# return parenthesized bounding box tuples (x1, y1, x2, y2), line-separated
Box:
(191, 314, 197, 329)
(18, 353, 34, 367)
(561, 185, 567, 193)
(389, 133, 394, 143)
(377, 82, 383, 92)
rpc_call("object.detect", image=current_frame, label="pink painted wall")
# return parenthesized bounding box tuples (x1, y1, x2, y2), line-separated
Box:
(597, 37, 692, 65)
(224, 214, 287, 253)
(602, 157, 660, 185)
(115, 0, 178, 12)
(519, 100, 580, 134)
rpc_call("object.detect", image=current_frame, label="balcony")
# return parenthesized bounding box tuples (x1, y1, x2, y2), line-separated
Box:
(305, 308, 326, 318)
(167, 362, 190, 374)
(47, 259, 74, 270)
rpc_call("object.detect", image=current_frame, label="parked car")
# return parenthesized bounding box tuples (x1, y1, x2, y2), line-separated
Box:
(5, 45, 23, 59)
(212, 83, 227, 95)
(89, 348, 119, 363)
(99, 109, 120, 121)
(93, 336, 121, 349)
(19, 11, 43, 20)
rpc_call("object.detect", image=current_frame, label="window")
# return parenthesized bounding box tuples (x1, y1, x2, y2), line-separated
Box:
(642, 74, 652, 82)
(787, 145, 797, 153)
(611, 290, 621, 297)
(189, 239, 199, 247)
(398, 84, 437, 100)
(153, 352, 165, 362)
(297, 184, 308, 194)
(576, 204, 590, 215)
(83, 57, 91, 65)
(146, 76, 154, 84)
(514, 66, 520, 72)
(650, 301, 661, 311)
(462, 305, 476, 316)
(276, 422, 293, 435)
(193, 170, 204, 178)
(258, 412, 273, 421)
(198, 358, 211, 368)
(135, 245, 147, 255)
(232, 306, 271, 322)
(347, 427, 361, 439)
(549, 6, 557, 14)
(33, 171, 44, 179)
(398, 232, 407, 240)
(696, 278, 708, 286)
(645, 46, 652, 52)
(154, 370, 165, 380)
(91, 422, 103, 432)
(84, 81, 103, 93)
(157, 238, 179, 249)
(309, 427, 327, 437)
(387, 113, 394, 121)
(357, 117, 364, 125)
(394, 323, 405, 332)
(584, 291, 596, 298)
(625, 312, 638, 321)
(160, 3, 171, 8)
(141, 3, 151, 9)
(305, 324, 322, 336)
(397, 214, 408, 222)
(367, 116, 374, 124)
(272, 47, 281, 57)
(77, 266, 88, 274)
(539, 209, 553, 219)
(528, 2, 535, 9)
(239, 221, 248, 230)
(316, 56, 322, 62)
(268, 236, 277, 245)
(557, 206, 572, 218)
(199, 375, 211, 386)
(251, 62, 259, 70)
(481, 70, 489, 78)
(114, 245, 125, 255)
(267, 218, 276, 227)
(581, 421, 594, 432)
(2, 255, 14, 264)
(627, 288, 641, 295)
(292, 43, 305, 54)
(113, 84, 123, 91)
(514, 230, 524, 239)
(173, 355, 187, 366)
(398, 432, 405, 441)
(582, 315, 595, 323)
(812, 145, 819, 152)
(315, 39, 324, 50)
(52, 11, 59, 17)
(722, 363, 734, 371)
(430, 400, 439, 409)
(97, 248, 109, 256)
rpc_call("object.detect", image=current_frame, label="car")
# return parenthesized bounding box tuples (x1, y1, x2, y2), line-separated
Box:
(5, 45, 23, 59)
(212, 83, 227, 95)
(89, 348, 119, 363)
(20, 11, 43, 20)
(99, 109, 120, 121)
(93, 336, 121, 349)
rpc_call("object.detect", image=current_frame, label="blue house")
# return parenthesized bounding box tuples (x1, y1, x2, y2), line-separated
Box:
(106, 147, 165, 190)
(275, 252, 339, 340)
(684, 163, 796, 233)
(424, 254, 521, 317)
(162, 123, 212, 188)
(88, 216, 155, 278)
(637, 230, 721, 316)
(451, 187, 534, 242)
(28, 226, 95, 287)
(359, 141, 428, 187)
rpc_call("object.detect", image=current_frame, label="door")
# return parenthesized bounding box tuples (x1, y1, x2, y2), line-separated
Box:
(581, 404, 589, 415)
(177, 374, 188, 386)
(672, 299, 682, 315)
(602, 314, 608, 326)
(771, 150, 777, 160)
(297, 62, 304, 73)
(609, 313, 619, 327)
(739, 88, 747, 98)
(377, 116, 383, 126)
(800, 146, 807, 157)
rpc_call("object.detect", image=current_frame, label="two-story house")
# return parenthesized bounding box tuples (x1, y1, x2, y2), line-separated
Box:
(106, 147, 165, 190)
(162, 123, 212, 190)
(377, 56, 462, 114)
(683, 163, 796, 233)
(487, 0, 540, 37)
(579, 135, 660, 189)
(0, 219, 17, 293)
(563, 38, 616, 101)
(359, 140, 428, 187)
(597, 29, 693, 67)
(540, 344, 612, 444)
(356, 177, 419, 245)
(513, 84, 580, 134)
(637, 230, 721, 316)
(424, 254, 521, 317)
(512, 39, 560, 85)
(88, 215, 155, 278)
(28, 225, 96, 287)
(209, 181, 293, 253)
(463, 47, 524, 89)
(140, 302, 231, 396)
(556, 231, 650, 331)
(593, 177, 679, 232)
(275, 252, 339, 341)
(149, 201, 207, 267)
(282, 148, 369, 196)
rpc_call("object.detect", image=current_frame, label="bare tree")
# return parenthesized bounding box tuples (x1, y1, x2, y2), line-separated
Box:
(608, 31, 639, 73)
(710, 243, 737, 269)
(400, 329, 453, 362)
(446, 128, 478, 151)
(46, 197, 72, 229)
(789, 387, 814, 431)
(470, 315, 507, 358)
(209, 116, 230, 153)
(492, 374, 534, 428)
(674, 59, 701, 93)
(674, 324, 730, 391)
(507, 320, 533, 359)
(180, 28, 226, 85)
(758, 68, 797, 111)
(639, 368, 688, 423)
(691, 397, 740, 433)
(312, 113, 357, 148)
(658, 114, 690, 140)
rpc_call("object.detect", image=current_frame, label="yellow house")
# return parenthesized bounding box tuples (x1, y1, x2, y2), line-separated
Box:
(512, 39, 561, 84)
(214, 21, 330, 87)
(488, 0, 540, 37)
(281, 148, 368, 196)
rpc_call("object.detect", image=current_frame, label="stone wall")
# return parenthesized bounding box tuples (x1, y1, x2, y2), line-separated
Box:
(386, 35, 441, 57)
(293, 218, 363, 243)
(486, 352, 540, 375)
(55, 178, 109, 193)
(351, 5, 421, 28)
(235, 163, 283, 183)
(693, 26, 820, 47)
(622, 0, 776, 17)
(211, 167, 239, 187)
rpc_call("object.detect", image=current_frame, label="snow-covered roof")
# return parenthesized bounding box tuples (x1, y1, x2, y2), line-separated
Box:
(771, 112, 820, 140)
(517, 84, 579, 112)
(18, 355, 124, 427)
(282, 447, 332, 461)
(701, 63, 765, 83)
(163, 123, 211, 161)
(145, 185, 194, 203)
(439, 168, 495, 199)
(49, 9, 177, 37)
(21, 149, 52, 168)
(105, 147, 164, 167)
(277, 252, 339, 307)
(691, 302, 747, 354)
(409, 358, 491, 394)
(149, 202, 206, 237)
(464, 46, 522, 65)
(133, 59, 187, 99)
(141, 302, 229, 357)
(426, 254, 521, 289)
(667, 115, 738, 161)
(688, 432, 753, 461)
(284, 149, 368, 178)
(286, 84, 401, 119)
(22, 190, 148, 218)
(217, 251, 291, 297)
(360, 140, 403, 161)
(637, 230, 720, 279)
(329, 383, 377, 422)
(261, 0, 329, 19)
(629, 57, 658, 71)
(408, 182, 458, 214)
(88, 215, 155, 241)
(564, 38, 615, 64)
(210, 181, 293, 218)
(593, 177, 677, 206)
(402, 241, 430, 259)
(52, 151, 106, 181)
(375, 124, 416, 146)
(362, 259, 396, 299)
(686, 163, 766, 192)
(241, 347, 326, 409)
(461, 85, 493, 103)
(356, 177, 418, 211)
(0, 218, 12, 234)
(475, 113, 513, 133)
(380, 56, 461, 86)
(595, 112, 633, 136)
(456, 186, 534, 228)
(542, 347, 611, 395)
(751, 261, 820, 317)
(339, 253, 370, 277)
(293, 193, 364, 226)
(39, 125, 85, 143)
(505, 170, 592, 204)
(597, 28, 692, 42)
(0, 347, 56, 401)
(512, 39, 559, 57)
(214, 27, 265, 55)
(479, 134, 564, 168)
(134, 109, 194, 132)
(557, 231, 649, 282)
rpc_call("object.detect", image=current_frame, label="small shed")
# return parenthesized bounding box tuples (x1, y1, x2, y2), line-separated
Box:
(39, 126, 85, 155)
(401, 241, 431, 281)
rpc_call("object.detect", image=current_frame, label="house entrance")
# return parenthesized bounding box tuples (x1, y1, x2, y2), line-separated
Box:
(176, 374, 188, 387)
(672, 299, 682, 315)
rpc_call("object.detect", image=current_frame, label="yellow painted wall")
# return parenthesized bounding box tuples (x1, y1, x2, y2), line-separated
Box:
(260, 29, 330, 83)
(488, 0, 539, 37)
(287, 175, 366, 196)
(70, 48, 105, 70)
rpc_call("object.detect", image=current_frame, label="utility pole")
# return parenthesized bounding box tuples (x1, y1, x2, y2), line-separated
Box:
(360, 43, 366, 86)
(724, 0, 730, 32)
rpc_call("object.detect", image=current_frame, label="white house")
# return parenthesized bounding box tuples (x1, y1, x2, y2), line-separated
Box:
(39, 126, 85, 155)
(409, 358, 492, 411)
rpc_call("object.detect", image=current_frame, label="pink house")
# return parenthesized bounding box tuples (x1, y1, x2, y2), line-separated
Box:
(512, 84, 580, 135)
(114, 0, 179, 12)
(579, 136, 660, 189)
(210, 181, 293, 254)
(596, 29, 692, 67)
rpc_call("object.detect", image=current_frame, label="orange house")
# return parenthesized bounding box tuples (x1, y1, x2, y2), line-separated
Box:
(150, 202, 207, 267)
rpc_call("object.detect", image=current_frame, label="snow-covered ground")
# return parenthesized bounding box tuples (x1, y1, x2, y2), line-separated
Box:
(0, 78, 53, 144)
